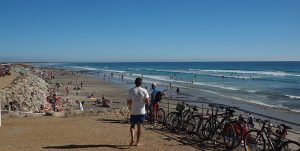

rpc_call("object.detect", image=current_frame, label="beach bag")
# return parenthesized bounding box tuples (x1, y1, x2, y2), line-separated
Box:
(154, 91, 162, 103)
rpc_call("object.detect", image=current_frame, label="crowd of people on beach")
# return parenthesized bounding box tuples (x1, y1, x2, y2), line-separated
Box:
(0, 65, 11, 77)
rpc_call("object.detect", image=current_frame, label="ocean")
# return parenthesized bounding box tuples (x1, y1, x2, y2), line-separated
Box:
(35, 62, 300, 113)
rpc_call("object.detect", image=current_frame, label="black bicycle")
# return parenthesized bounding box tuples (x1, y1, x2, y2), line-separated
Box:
(199, 104, 242, 150)
(244, 119, 300, 151)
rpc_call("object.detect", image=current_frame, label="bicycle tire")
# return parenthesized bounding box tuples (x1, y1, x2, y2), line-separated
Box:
(156, 108, 165, 124)
(279, 140, 300, 151)
(201, 116, 218, 141)
(182, 109, 190, 121)
(244, 129, 265, 151)
(165, 112, 177, 129)
(186, 115, 202, 133)
(197, 117, 208, 141)
(170, 112, 181, 129)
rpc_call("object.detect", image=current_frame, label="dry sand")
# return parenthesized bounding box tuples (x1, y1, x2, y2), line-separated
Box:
(0, 115, 199, 151)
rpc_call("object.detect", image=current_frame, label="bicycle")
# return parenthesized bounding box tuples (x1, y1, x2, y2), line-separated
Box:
(244, 119, 300, 151)
(199, 104, 242, 150)
(165, 102, 199, 132)
(145, 104, 165, 124)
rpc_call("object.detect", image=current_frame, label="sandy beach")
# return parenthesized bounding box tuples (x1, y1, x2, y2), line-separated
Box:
(0, 65, 200, 151)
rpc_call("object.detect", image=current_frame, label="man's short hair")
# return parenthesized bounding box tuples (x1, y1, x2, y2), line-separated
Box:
(135, 77, 142, 86)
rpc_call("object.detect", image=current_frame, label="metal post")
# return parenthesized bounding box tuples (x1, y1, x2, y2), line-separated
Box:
(168, 99, 170, 114)
(169, 83, 172, 98)
(268, 117, 271, 150)
(202, 103, 203, 115)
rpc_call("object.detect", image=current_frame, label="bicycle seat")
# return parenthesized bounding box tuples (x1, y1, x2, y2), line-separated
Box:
(256, 119, 268, 124)
(280, 124, 292, 130)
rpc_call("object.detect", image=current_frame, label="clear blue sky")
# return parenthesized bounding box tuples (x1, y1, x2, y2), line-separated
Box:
(0, 0, 299, 62)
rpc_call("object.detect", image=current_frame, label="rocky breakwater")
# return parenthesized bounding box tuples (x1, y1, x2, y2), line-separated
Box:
(0, 69, 50, 113)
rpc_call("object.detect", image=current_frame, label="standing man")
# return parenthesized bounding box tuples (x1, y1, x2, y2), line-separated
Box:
(150, 83, 158, 122)
(127, 77, 149, 146)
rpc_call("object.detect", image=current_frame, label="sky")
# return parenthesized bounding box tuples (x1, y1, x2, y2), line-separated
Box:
(0, 0, 300, 62)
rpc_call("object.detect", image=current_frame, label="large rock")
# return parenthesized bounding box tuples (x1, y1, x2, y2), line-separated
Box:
(0, 69, 50, 112)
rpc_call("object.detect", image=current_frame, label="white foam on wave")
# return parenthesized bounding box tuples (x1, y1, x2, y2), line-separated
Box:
(191, 69, 300, 77)
(193, 82, 239, 91)
(207, 73, 254, 79)
(286, 95, 300, 100)
(245, 90, 257, 93)
(100, 69, 126, 73)
(69, 66, 99, 71)
(156, 69, 256, 79)
(132, 73, 170, 81)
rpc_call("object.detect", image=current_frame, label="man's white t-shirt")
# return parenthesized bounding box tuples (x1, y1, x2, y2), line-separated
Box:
(128, 87, 149, 115)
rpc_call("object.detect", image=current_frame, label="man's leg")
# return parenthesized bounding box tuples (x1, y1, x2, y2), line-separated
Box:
(136, 123, 142, 146)
(129, 123, 135, 146)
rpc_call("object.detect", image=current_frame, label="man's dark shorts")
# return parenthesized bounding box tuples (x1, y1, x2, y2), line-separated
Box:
(130, 115, 146, 124)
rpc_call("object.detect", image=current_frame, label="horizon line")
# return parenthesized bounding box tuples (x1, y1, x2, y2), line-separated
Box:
(1, 60, 300, 64)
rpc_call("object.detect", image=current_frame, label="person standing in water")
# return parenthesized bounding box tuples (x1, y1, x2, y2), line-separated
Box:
(127, 77, 149, 146)
(176, 87, 180, 97)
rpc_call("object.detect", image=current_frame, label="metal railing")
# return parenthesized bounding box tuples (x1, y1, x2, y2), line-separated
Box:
(159, 96, 300, 139)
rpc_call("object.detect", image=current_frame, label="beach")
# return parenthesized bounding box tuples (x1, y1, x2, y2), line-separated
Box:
(0, 64, 299, 151)
(0, 65, 199, 151)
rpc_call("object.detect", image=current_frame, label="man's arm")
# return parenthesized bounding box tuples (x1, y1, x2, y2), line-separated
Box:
(144, 98, 150, 105)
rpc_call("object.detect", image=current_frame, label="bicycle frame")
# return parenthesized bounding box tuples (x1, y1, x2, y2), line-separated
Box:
(256, 121, 287, 150)
(205, 108, 234, 139)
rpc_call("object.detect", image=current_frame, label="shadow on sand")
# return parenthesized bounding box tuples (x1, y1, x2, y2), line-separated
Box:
(43, 144, 129, 150)
(96, 118, 128, 124)
(144, 126, 225, 151)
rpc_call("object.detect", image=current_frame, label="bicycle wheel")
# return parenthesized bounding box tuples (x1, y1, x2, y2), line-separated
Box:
(244, 130, 265, 151)
(170, 113, 181, 129)
(279, 140, 300, 151)
(223, 123, 235, 150)
(201, 117, 218, 141)
(145, 106, 153, 123)
(156, 108, 165, 124)
(186, 115, 202, 133)
(197, 117, 207, 141)
(182, 110, 190, 121)
(165, 112, 176, 128)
